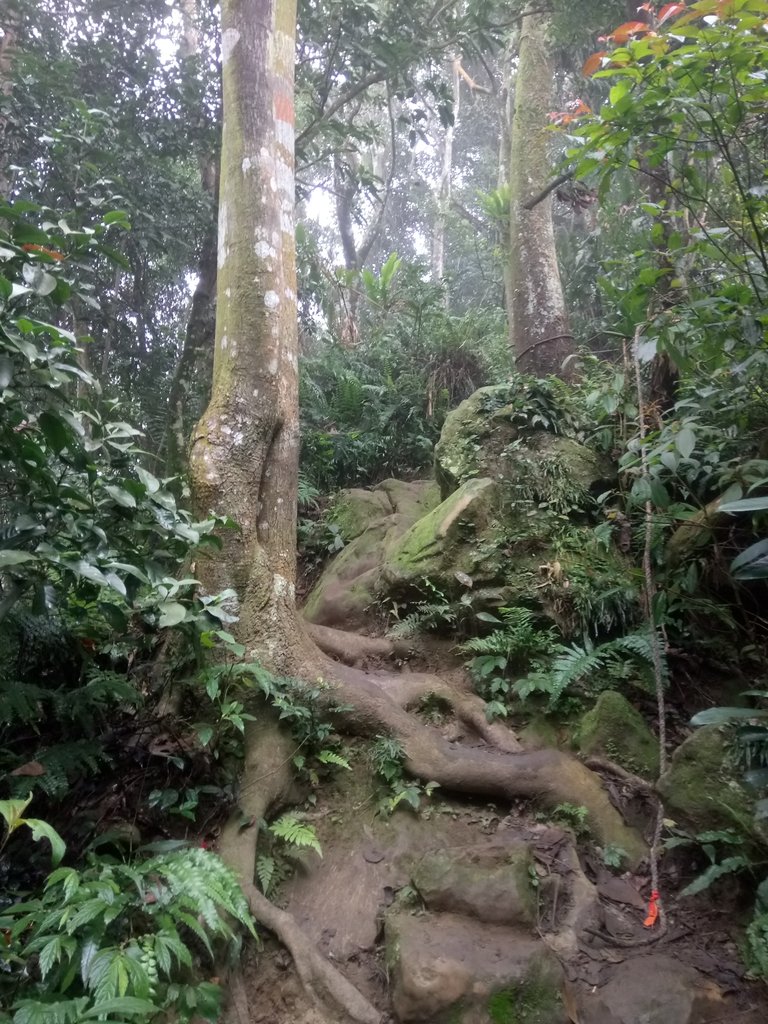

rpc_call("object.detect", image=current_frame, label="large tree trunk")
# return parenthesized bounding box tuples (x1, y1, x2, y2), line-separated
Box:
(190, 0, 301, 660)
(507, 11, 574, 377)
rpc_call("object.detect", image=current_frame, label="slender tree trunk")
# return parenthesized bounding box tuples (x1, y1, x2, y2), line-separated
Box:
(0, 2, 20, 201)
(163, 189, 218, 475)
(431, 58, 460, 291)
(507, 11, 574, 377)
(189, 0, 301, 662)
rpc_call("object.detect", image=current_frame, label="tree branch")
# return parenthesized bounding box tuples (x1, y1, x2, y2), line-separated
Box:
(522, 169, 574, 210)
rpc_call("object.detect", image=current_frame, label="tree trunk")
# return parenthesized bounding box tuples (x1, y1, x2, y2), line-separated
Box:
(189, 0, 301, 659)
(0, 1, 20, 201)
(507, 12, 574, 378)
(431, 58, 460, 291)
(163, 196, 218, 476)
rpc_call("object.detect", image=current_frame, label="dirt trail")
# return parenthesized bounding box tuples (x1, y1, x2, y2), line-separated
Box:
(219, 622, 768, 1024)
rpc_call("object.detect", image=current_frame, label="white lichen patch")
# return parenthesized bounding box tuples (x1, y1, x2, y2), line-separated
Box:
(264, 290, 280, 310)
(242, 156, 253, 174)
(269, 30, 295, 73)
(275, 119, 293, 152)
(217, 202, 229, 270)
(220, 334, 228, 350)
(273, 573, 295, 600)
(255, 240, 276, 261)
(221, 28, 240, 64)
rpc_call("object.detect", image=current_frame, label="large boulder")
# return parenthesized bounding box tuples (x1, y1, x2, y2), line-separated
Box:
(381, 477, 506, 601)
(303, 479, 439, 629)
(575, 691, 660, 780)
(434, 383, 610, 504)
(657, 726, 756, 836)
(568, 954, 743, 1024)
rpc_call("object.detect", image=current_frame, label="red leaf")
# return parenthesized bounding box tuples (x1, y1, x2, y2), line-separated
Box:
(611, 20, 654, 42)
(583, 50, 608, 76)
(658, 2, 686, 23)
(11, 761, 46, 777)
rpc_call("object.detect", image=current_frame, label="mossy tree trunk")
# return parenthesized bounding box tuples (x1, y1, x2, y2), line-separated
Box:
(507, 11, 574, 378)
(190, 0, 302, 666)
(0, 1, 20, 202)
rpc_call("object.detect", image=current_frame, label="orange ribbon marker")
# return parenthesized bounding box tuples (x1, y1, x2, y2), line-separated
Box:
(643, 889, 660, 928)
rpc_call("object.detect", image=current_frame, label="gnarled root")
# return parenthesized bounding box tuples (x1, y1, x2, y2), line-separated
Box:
(306, 622, 413, 666)
(320, 658, 647, 866)
(217, 714, 381, 1024)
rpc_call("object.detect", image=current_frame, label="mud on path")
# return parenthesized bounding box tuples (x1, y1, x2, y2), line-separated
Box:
(223, 635, 768, 1024)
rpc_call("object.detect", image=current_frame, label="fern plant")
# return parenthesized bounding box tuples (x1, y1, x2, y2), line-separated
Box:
(0, 847, 253, 1023)
(513, 629, 664, 710)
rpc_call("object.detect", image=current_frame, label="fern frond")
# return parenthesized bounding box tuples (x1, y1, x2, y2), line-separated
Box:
(141, 848, 256, 939)
(317, 750, 351, 770)
(269, 815, 322, 856)
(547, 642, 607, 707)
(0, 678, 49, 725)
(256, 855, 276, 895)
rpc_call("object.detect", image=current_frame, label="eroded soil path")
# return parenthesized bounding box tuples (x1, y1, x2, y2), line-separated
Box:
(223, 629, 768, 1024)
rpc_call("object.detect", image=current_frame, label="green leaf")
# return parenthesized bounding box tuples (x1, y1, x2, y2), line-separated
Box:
(104, 485, 137, 509)
(675, 427, 696, 459)
(81, 997, 159, 1018)
(0, 794, 33, 832)
(720, 497, 768, 513)
(731, 539, 768, 580)
(38, 411, 70, 453)
(158, 602, 188, 628)
(25, 818, 66, 865)
(0, 550, 36, 566)
(691, 707, 768, 726)
(680, 855, 750, 896)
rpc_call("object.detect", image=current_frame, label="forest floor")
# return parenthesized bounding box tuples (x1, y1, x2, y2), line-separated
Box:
(232, 634, 768, 1024)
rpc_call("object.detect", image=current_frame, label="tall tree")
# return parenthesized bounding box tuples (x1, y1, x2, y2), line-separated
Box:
(506, 10, 574, 376)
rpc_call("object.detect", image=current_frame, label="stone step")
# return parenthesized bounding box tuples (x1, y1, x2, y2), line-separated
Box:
(385, 910, 565, 1023)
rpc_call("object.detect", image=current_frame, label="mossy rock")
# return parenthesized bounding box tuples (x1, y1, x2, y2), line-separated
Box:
(329, 488, 392, 541)
(434, 384, 610, 508)
(657, 726, 756, 837)
(329, 479, 440, 542)
(303, 480, 441, 629)
(575, 691, 660, 780)
(411, 842, 540, 927)
(386, 910, 564, 1023)
(380, 477, 502, 600)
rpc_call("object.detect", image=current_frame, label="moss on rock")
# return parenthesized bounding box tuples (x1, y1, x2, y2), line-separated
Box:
(329, 488, 392, 541)
(575, 691, 660, 780)
(411, 842, 539, 927)
(380, 478, 502, 600)
(657, 726, 755, 835)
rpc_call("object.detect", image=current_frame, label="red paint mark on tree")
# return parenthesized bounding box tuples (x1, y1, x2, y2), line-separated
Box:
(274, 92, 294, 126)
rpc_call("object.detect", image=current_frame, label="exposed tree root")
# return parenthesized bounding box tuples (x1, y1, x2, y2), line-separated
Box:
(310, 654, 648, 866)
(217, 714, 382, 1024)
(306, 622, 413, 666)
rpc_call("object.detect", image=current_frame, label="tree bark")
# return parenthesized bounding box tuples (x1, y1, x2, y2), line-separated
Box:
(162, 169, 218, 476)
(0, 1, 20, 201)
(190, 0, 302, 657)
(431, 58, 460, 291)
(507, 12, 574, 378)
